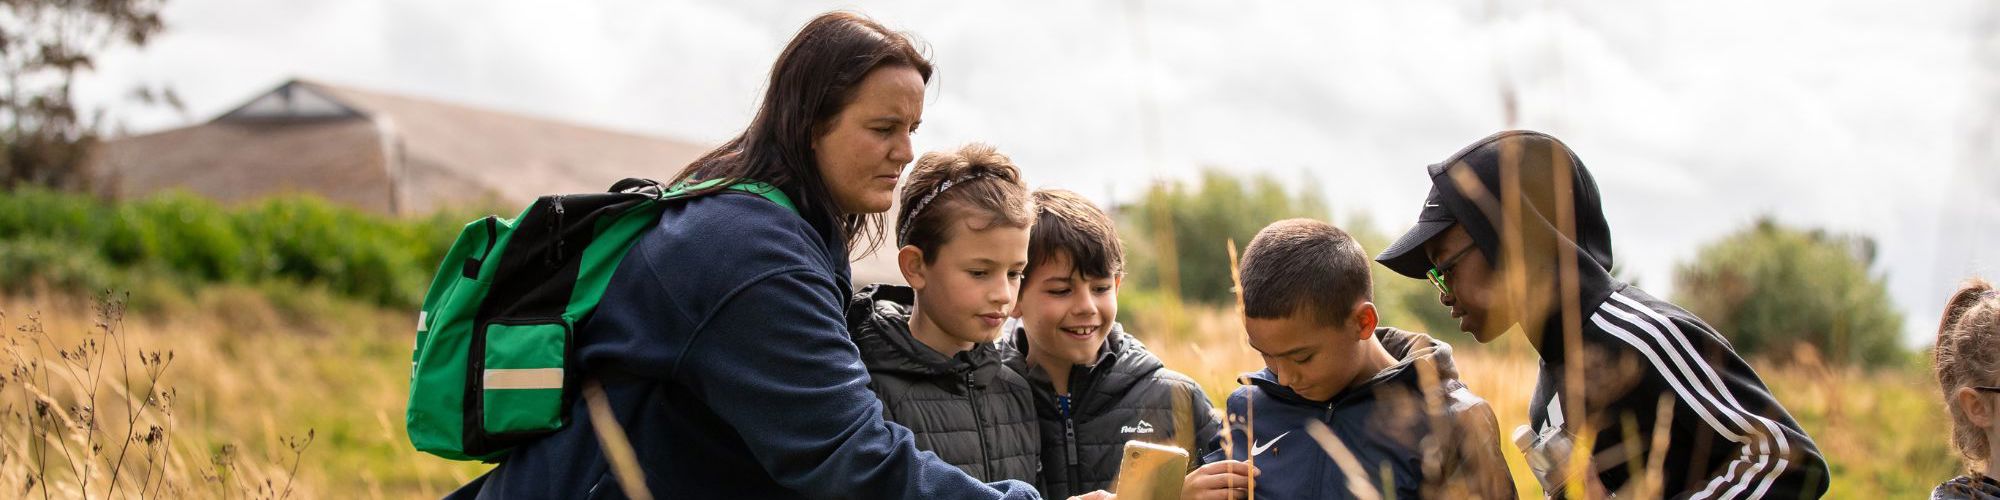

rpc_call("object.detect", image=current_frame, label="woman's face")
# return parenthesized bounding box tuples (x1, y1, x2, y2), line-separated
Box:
(813, 65, 925, 215)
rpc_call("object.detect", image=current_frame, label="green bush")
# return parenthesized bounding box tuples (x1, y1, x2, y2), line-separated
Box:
(0, 187, 458, 307)
(0, 236, 122, 293)
(1118, 170, 1332, 305)
(1673, 217, 1904, 367)
(1111, 170, 1465, 342)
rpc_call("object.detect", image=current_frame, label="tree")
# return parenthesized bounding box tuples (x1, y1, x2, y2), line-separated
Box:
(1111, 169, 1472, 345)
(1119, 169, 1330, 305)
(1, 0, 169, 190)
(1672, 217, 1904, 367)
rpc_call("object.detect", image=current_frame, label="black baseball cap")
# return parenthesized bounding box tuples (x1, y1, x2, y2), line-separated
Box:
(1376, 181, 1455, 280)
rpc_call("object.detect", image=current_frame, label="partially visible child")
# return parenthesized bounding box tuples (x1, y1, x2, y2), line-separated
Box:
(998, 189, 1221, 499)
(1184, 218, 1515, 500)
(1934, 278, 2000, 500)
(845, 143, 1040, 483)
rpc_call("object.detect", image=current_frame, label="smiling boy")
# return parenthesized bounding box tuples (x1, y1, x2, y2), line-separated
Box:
(999, 189, 1221, 499)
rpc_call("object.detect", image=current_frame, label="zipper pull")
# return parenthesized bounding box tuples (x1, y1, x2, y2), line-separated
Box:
(548, 195, 567, 263)
(1063, 418, 1080, 466)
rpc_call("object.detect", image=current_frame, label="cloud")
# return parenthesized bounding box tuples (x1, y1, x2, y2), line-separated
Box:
(68, 0, 1994, 345)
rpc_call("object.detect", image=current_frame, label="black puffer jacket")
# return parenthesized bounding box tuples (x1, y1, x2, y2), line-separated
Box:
(845, 284, 1041, 484)
(1000, 324, 1222, 499)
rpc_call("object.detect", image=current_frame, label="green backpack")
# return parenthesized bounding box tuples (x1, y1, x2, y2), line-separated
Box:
(406, 177, 795, 462)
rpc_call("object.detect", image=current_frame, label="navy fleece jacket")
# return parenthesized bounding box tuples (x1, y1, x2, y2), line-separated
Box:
(467, 191, 1039, 499)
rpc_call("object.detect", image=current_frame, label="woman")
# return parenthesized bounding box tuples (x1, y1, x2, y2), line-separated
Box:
(464, 11, 1039, 499)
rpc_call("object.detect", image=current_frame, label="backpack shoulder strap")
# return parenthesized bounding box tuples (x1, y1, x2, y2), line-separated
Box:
(721, 182, 795, 213)
(649, 178, 796, 214)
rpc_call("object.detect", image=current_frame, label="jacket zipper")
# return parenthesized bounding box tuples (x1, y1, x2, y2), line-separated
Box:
(1063, 366, 1089, 494)
(965, 371, 994, 477)
(1063, 416, 1081, 494)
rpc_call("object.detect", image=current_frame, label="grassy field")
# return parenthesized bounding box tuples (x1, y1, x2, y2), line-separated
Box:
(0, 283, 1958, 498)
(0, 286, 489, 498)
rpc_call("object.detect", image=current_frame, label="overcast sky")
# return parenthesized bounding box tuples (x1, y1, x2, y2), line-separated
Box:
(71, 0, 1998, 346)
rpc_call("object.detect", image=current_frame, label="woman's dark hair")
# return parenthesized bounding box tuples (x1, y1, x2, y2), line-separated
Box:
(671, 11, 932, 257)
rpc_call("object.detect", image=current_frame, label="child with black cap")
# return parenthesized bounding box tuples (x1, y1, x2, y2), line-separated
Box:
(1374, 130, 1829, 498)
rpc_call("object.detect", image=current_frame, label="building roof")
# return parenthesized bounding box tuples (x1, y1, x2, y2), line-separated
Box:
(89, 78, 711, 215)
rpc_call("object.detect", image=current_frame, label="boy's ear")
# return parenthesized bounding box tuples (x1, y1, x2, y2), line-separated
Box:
(1353, 302, 1379, 340)
(898, 245, 927, 290)
(1959, 387, 1994, 428)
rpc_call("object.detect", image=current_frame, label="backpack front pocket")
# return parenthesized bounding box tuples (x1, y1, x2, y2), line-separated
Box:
(479, 321, 569, 434)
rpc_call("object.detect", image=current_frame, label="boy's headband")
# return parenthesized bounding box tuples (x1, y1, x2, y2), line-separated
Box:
(898, 172, 992, 246)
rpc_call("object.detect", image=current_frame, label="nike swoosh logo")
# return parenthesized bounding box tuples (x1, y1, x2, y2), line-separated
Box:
(1250, 431, 1289, 456)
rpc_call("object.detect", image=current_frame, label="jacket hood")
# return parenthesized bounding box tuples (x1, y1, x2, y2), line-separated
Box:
(1244, 328, 1462, 408)
(846, 284, 1004, 384)
(1375, 130, 1621, 356)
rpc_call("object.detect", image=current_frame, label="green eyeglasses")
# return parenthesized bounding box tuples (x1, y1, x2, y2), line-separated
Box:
(1425, 244, 1478, 296)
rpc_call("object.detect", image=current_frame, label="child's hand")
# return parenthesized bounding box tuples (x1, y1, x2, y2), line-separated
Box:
(1182, 460, 1258, 500)
(1068, 491, 1114, 500)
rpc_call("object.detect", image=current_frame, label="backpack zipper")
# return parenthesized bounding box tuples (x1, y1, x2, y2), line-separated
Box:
(549, 194, 567, 264)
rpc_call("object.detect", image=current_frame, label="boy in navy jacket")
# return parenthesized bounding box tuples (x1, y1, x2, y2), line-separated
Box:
(1185, 219, 1515, 500)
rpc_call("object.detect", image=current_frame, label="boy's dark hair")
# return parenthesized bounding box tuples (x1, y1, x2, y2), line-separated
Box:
(896, 143, 1034, 263)
(1024, 189, 1123, 280)
(1239, 218, 1372, 327)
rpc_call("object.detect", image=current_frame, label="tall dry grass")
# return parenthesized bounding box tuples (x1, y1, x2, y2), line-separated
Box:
(0, 279, 1954, 498)
(0, 285, 489, 498)
(1132, 302, 1957, 499)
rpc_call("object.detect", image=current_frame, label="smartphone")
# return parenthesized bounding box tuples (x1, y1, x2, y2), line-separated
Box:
(1110, 440, 1190, 500)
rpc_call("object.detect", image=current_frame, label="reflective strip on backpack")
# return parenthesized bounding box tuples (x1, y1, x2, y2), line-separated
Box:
(483, 368, 564, 390)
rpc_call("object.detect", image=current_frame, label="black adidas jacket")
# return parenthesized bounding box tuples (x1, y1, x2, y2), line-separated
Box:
(846, 284, 1042, 484)
(999, 324, 1222, 499)
(1394, 130, 1830, 498)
